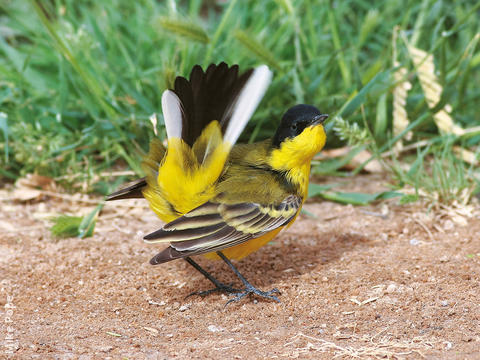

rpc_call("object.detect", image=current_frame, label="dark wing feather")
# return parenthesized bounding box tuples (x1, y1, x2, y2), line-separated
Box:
(107, 138, 166, 201)
(105, 178, 147, 201)
(172, 62, 254, 146)
(145, 195, 301, 264)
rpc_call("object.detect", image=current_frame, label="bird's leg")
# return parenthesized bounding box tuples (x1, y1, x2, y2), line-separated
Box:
(184, 257, 240, 298)
(216, 251, 281, 305)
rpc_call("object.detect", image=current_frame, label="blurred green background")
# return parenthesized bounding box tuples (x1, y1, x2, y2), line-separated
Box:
(1, 0, 479, 204)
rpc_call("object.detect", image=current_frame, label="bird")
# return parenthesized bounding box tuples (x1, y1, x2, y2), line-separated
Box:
(107, 62, 328, 304)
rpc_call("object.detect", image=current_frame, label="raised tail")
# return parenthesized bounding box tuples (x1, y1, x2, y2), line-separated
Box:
(108, 63, 272, 222)
(164, 62, 272, 147)
(144, 63, 272, 220)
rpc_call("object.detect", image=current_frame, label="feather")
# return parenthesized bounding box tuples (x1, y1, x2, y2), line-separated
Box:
(224, 65, 272, 145)
(107, 138, 166, 202)
(170, 62, 271, 147)
(150, 247, 184, 265)
(144, 223, 227, 242)
(105, 178, 147, 200)
(161, 90, 183, 139)
(164, 213, 224, 231)
(144, 195, 300, 263)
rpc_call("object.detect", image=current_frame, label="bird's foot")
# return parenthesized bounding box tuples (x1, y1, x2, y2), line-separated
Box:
(225, 284, 281, 306)
(185, 282, 241, 299)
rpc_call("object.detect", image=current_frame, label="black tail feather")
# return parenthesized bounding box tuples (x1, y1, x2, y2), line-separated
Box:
(173, 62, 254, 146)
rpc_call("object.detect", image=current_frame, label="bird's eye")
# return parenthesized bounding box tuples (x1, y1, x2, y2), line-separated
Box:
(291, 123, 297, 131)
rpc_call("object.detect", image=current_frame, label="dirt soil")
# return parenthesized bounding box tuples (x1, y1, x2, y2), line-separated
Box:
(1, 175, 479, 359)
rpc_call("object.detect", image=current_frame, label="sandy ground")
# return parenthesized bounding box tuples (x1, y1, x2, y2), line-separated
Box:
(1, 175, 479, 359)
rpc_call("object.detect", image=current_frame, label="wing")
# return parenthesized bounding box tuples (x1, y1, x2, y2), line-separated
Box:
(144, 195, 302, 264)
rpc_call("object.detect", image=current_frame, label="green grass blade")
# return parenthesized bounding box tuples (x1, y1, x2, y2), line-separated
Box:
(204, 0, 238, 64)
(327, 3, 351, 88)
(0, 112, 8, 162)
(337, 69, 393, 119)
(234, 30, 282, 70)
(159, 17, 210, 44)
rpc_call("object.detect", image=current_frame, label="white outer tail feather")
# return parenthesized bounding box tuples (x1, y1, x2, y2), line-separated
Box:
(162, 90, 183, 139)
(161, 65, 272, 144)
(224, 65, 272, 145)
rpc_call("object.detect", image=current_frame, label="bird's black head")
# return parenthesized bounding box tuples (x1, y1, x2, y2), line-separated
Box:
(272, 104, 328, 147)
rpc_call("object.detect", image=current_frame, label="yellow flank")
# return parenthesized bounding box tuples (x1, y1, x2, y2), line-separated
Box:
(268, 124, 326, 197)
(204, 227, 284, 260)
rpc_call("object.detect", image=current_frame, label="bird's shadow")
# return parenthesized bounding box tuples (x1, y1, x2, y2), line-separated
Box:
(167, 229, 372, 299)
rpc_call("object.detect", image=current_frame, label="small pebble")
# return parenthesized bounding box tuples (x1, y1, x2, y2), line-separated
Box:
(443, 220, 454, 231)
(386, 284, 397, 293)
(208, 325, 223, 332)
(98, 346, 113, 353)
(409, 238, 420, 246)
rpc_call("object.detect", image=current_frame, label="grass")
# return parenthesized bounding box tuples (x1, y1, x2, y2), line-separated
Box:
(390, 137, 479, 207)
(1, 0, 479, 201)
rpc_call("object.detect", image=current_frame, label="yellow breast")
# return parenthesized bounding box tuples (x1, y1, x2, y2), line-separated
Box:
(268, 124, 326, 197)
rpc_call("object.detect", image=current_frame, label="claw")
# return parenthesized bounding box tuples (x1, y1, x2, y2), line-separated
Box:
(225, 284, 281, 306)
(185, 283, 241, 299)
(183, 255, 282, 305)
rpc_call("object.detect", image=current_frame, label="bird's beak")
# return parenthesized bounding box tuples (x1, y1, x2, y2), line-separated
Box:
(311, 114, 329, 125)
